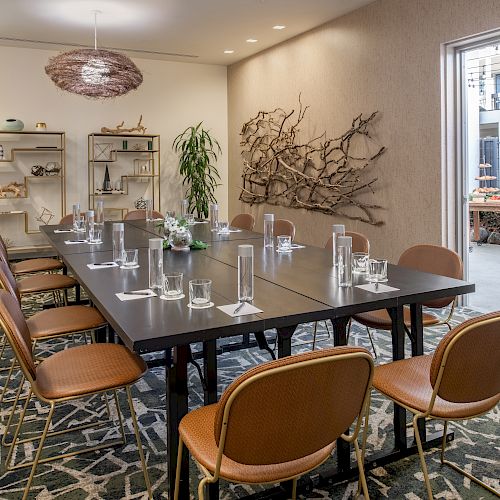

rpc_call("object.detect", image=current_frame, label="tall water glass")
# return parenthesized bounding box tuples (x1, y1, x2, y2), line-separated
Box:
(85, 210, 94, 242)
(95, 200, 104, 225)
(112, 223, 125, 264)
(337, 235, 352, 287)
(145, 199, 153, 221)
(181, 199, 189, 219)
(332, 224, 345, 268)
(238, 245, 254, 302)
(264, 213, 274, 248)
(148, 238, 164, 292)
(210, 203, 219, 232)
(72, 203, 81, 231)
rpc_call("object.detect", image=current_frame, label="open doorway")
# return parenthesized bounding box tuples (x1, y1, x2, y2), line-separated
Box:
(463, 42, 500, 312)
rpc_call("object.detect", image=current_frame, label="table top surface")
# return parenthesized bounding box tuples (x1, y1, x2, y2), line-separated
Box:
(42, 221, 475, 353)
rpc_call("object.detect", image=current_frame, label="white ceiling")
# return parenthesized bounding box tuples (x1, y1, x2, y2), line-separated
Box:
(0, 0, 374, 65)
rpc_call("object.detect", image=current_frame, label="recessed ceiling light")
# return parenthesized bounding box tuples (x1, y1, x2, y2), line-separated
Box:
(273, 25, 286, 30)
(246, 38, 258, 43)
(224, 49, 234, 54)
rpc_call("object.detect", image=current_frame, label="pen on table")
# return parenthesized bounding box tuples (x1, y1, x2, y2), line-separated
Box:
(123, 291, 153, 296)
(93, 262, 115, 266)
(233, 302, 245, 314)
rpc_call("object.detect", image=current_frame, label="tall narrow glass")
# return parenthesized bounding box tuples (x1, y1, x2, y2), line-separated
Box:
(148, 238, 164, 292)
(95, 200, 104, 225)
(238, 245, 254, 301)
(145, 199, 153, 221)
(264, 213, 274, 248)
(337, 235, 352, 287)
(72, 203, 81, 231)
(181, 199, 189, 219)
(85, 210, 94, 242)
(332, 224, 345, 268)
(210, 203, 219, 232)
(112, 223, 125, 263)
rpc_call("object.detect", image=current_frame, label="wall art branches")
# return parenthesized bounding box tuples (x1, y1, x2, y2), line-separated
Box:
(239, 97, 386, 225)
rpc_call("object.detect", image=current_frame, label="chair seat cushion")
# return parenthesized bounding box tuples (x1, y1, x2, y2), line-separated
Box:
(27, 305, 107, 339)
(11, 258, 63, 275)
(353, 308, 439, 330)
(373, 355, 500, 419)
(17, 274, 77, 294)
(179, 404, 335, 484)
(34, 343, 147, 400)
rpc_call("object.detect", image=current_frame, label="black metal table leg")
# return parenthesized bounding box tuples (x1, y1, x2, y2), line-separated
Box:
(203, 339, 219, 500)
(167, 345, 190, 499)
(276, 325, 296, 358)
(387, 305, 407, 451)
(410, 303, 426, 442)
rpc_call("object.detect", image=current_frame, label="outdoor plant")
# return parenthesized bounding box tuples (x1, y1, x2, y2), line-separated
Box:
(173, 122, 221, 219)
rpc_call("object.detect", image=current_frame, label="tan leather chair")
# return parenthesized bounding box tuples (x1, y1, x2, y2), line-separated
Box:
(175, 346, 373, 500)
(274, 219, 296, 240)
(324, 230, 370, 254)
(373, 312, 500, 499)
(0, 289, 152, 500)
(351, 244, 463, 356)
(231, 213, 255, 231)
(124, 209, 163, 220)
(59, 214, 76, 225)
(0, 235, 63, 275)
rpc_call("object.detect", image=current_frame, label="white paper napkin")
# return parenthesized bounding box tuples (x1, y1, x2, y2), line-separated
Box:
(356, 283, 400, 293)
(64, 239, 87, 245)
(54, 229, 73, 233)
(87, 262, 118, 270)
(217, 302, 263, 317)
(116, 289, 157, 301)
(193, 220, 209, 224)
(290, 244, 306, 249)
(218, 229, 242, 234)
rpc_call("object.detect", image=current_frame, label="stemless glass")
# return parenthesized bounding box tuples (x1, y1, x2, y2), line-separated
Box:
(74, 216, 85, 233)
(277, 235, 292, 253)
(189, 279, 212, 308)
(368, 259, 388, 283)
(89, 224, 103, 244)
(145, 199, 153, 221)
(218, 221, 229, 234)
(163, 272, 184, 299)
(186, 213, 195, 225)
(353, 252, 369, 274)
(120, 249, 139, 269)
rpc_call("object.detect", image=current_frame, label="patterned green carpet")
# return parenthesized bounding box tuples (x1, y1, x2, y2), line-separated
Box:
(0, 292, 498, 499)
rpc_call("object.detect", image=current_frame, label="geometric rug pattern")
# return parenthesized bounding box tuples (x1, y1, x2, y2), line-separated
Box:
(0, 294, 498, 499)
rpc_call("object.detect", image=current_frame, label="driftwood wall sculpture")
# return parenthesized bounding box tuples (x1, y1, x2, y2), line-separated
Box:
(239, 98, 386, 225)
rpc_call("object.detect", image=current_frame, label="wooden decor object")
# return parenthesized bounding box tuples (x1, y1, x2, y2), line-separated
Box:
(239, 97, 386, 225)
(101, 115, 147, 135)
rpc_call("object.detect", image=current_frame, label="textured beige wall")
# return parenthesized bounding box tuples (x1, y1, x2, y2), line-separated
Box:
(228, 0, 500, 262)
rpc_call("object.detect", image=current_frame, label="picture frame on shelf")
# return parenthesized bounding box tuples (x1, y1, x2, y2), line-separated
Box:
(94, 143, 114, 161)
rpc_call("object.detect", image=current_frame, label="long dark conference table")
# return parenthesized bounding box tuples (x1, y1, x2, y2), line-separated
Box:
(40, 220, 474, 499)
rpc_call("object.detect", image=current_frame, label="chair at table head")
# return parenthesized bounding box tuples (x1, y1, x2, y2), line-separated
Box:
(324, 231, 370, 254)
(274, 219, 296, 241)
(124, 209, 163, 221)
(231, 213, 255, 231)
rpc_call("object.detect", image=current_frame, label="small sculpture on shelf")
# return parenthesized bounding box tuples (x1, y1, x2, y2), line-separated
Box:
(100, 115, 147, 135)
(0, 182, 25, 198)
(102, 165, 112, 191)
(44, 161, 61, 176)
(135, 196, 147, 209)
(31, 165, 45, 176)
(0, 145, 4, 160)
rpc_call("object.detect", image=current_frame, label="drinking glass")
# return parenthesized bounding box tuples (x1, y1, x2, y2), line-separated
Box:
(95, 200, 104, 225)
(72, 203, 81, 230)
(209, 203, 219, 232)
(112, 222, 125, 264)
(189, 279, 212, 308)
(120, 249, 139, 269)
(277, 235, 292, 253)
(163, 272, 184, 299)
(264, 213, 274, 248)
(352, 252, 369, 274)
(238, 245, 254, 302)
(338, 243, 353, 287)
(368, 259, 388, 283)
(145, 199, 153, 221)
(186, 213, 195, 225)
(89, 224, 103, 244)
(218, 221, 229, 233)
(74, 216, 85, 233)
(165, 210, 176, 220)
(181, 199, 189, 218)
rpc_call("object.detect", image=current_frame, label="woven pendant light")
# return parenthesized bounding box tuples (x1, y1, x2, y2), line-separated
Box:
(45, 11, 143, 99)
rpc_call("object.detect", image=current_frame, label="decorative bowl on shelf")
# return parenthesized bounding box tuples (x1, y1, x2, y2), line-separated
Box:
(1, 119, 24, 132)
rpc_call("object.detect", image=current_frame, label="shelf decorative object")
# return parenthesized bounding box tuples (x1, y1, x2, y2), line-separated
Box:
(31, 165, 45, 176)
(0, 182, 25, 198)
(103, 165, 112, 191)
(1, 119, 24, 132)
(239, 96, 386, 226)
(94, 143, 113, 161)
(36, 122, 47, 131)
(135, 196, 147, 209)
(101, 115, 147, 135)
(35, 207, 55, 225)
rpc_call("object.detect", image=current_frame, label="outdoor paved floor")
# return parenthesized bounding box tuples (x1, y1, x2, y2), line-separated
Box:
(468, 242, 500, 312)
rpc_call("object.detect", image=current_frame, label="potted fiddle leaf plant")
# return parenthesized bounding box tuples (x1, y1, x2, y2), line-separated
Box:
(173, 122, 221, 219)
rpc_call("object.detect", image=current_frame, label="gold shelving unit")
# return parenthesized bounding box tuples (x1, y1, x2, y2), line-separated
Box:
(88, 133, 160, 219)
(0, 131, 66, 251)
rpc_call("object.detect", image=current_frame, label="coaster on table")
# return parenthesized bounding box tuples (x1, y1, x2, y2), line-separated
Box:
(87, 262, 118, 270)
(64, 240, 87, 245)
(193, 220, 209, 224)
(160, 293, 185, 301)
(217, 302, 263, 317)
(187, 302, 214, 309)
(116, 289, 157, 301)
(355, 283, 400, 293)
(120, 264, 140, 270)
(290, 244, 306, 249)
(88, 241, 103, 245)
(54, 229, 73, 233)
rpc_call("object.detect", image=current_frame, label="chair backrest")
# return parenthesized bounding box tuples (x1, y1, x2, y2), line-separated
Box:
(430, 312, 500, 405)
(214, 346, 373, 465)
(124, 209, 163, 221)
(274, 219, 296, 240)
(0, 290, 36, 381)
(59, 214, 75, 225)
(0, 260, 21, 303)
(324, 231, 370, 254)
(398, 244, 463, 309)
(231, 213, 255, 231)
(0, 235, 8, 263)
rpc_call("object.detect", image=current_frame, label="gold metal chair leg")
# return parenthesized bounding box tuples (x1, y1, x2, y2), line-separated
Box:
(174, 438, 184, 500)
(22, 402, 55, 500)
(6, 387, 32, 469)
(2, 375, 26, 447)
(125, 386, 152, 499)
(0, 356, 17, 409)
(366, 328, 378, 359)
(354, 439, 370, 499)
(440, 420, 499, 496)
(198, 476, 209, 500)
(292, 477, 298, 500)
(412, 415, 434, 500)
(113, 390, 126, 443)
